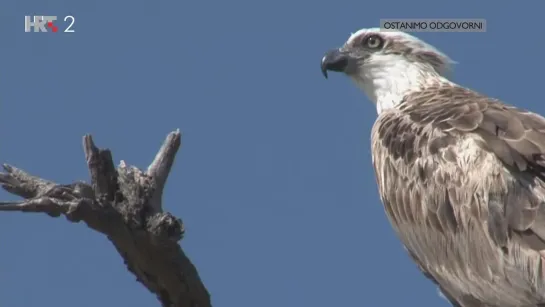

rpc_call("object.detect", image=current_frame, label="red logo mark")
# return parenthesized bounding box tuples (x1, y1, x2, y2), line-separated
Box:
(47, 21, 58, 33)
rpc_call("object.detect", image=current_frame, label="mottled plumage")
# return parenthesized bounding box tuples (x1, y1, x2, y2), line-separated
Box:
(321, 28, 545, 306)
(373, 83, 545, 306)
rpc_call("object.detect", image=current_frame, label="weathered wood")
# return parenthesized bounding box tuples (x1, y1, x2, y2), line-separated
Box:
(0, 130, 211, 307)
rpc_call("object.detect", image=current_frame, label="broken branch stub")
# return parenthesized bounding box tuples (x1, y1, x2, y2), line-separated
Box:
(0, 130, 211, 307)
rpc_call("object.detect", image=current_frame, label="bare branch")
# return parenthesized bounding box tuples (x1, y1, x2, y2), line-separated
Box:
(146, 129, 182, 213)
(83, 135, 118, 202)
(0, 130, 211, 307)
(0, 164, 56, 199)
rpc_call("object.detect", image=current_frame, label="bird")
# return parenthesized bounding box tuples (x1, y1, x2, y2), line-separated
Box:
(321, 28, 545, 307)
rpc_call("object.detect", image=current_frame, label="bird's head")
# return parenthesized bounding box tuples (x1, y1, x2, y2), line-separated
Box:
(321, 28, 455, 113)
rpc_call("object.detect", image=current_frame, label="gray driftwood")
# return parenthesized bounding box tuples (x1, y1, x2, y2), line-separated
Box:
(0, 130, 211, 307)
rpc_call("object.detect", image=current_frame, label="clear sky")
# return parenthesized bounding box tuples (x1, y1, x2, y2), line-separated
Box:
(1, 1, 544, 306)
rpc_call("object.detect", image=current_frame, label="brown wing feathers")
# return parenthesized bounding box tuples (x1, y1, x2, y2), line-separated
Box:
(396, 85, 545, 250)
(401, 85, 545, 180)
(373, 84, 545, 305)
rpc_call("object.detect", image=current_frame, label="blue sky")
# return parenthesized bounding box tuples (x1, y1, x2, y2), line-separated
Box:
(1, 1, 544, 306)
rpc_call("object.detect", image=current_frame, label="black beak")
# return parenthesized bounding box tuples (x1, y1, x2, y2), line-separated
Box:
(321, 49, 349, 79)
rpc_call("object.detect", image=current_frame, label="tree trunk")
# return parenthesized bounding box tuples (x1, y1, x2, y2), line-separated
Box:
(0, 130, 211, 307)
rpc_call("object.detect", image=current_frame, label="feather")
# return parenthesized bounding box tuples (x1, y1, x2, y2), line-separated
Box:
(372, 83, 545, 306)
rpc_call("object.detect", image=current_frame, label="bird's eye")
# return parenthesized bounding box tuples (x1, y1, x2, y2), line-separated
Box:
(364, 35, 384, 49)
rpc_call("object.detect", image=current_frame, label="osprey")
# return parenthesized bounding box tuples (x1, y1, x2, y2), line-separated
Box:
(321, 28, 545, 307)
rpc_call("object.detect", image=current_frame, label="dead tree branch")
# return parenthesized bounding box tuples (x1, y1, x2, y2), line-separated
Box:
(0, 130, 211, 307)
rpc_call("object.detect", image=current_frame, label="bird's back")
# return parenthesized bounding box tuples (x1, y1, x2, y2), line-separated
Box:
(370, 83, 545, 307)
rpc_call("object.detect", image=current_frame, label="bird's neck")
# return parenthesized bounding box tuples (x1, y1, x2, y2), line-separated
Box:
(359, 61, 453, 114)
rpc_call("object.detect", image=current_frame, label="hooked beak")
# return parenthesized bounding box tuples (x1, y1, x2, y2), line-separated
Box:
(321, 49, 353, 79)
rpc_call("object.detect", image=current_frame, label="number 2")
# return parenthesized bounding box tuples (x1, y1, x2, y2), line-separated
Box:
(64, 16, 75, 32)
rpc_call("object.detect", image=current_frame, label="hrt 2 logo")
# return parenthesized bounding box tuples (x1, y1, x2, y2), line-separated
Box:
(24, 15, 75, 33)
